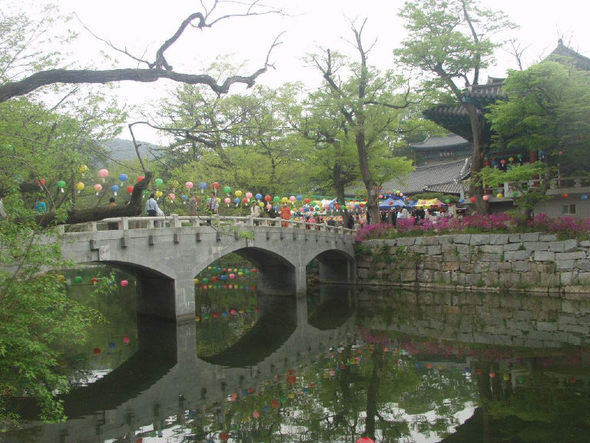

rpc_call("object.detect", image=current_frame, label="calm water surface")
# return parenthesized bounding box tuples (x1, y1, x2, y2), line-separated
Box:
(3, 271, 590, 442)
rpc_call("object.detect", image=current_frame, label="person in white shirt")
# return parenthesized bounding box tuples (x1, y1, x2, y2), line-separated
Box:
(145, 194, 162, 216)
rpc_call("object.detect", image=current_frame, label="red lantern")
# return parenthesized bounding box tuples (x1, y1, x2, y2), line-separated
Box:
(123, 335, 130, 344)
(242, 197, 248, 204)
(93, 347, 101, 355)
(194, 196, 200, 202)
(264, 194, 272, 202)
(500, 159, 507, 165)
(271, 400, 279, 409)
(356, 438, 375, 443)
(126, 185, 134, 193)
(136, 176, 144, 182)
(562, 193, 568, 198)
(489, 372, 496, 378)
(212, 182, 220, 189)
(304, 197, 310, 204)
(90, 277, 99, 284)
(470, 196, 477, 203)
(120, 280, 129, 287)
(220, 432, 229, 441)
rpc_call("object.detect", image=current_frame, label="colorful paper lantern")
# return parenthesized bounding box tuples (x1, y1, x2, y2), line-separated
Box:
(119, 173, 128, 184)
(185, 181, 194, 190)
(120, 280, 129, 287)
(224, 197, 231, 206)
(168, 193, 176, 201)
(235, 190, 242, 197)
(122, 336, 130, 344)
(245, 192, 253, 199)
(154, 178, 163, 186)
(496, 193, 503, 199)
(255, 193, 262, 200)
(562, 193, 568, 198)
(110, 184, 119, 196)
(98, 169, 109, 180)
(93, 183, 102, 195)
(76, 182, 85, 192)
(198, 182, 207, 193)
(483, 195, 490, 201)
(212, 182, 220, 190)
(136, 175, 145, 182)
(155, 190, 163, 198)
(57, 180, 66, 192)
(264, 194, 272, 202)
(127, 185, 134, 193)
(78, 164, 88, 173)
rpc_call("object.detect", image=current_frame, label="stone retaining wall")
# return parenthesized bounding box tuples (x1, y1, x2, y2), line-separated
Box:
(356, 232, 590, 295)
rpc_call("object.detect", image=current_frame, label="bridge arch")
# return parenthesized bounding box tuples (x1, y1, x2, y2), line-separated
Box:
(58, 218, 357, 320)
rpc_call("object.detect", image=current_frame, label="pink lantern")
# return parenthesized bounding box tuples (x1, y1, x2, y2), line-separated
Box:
(229, 273, 236, 279)
(483, 195, 490, 201)
(120, 280, 129, 287)
(122, 336, 130, 344)
(93, 183, 102, 195)
(168, 193, 176, 201)
(245, 191, 253, 199)
(98, 169, 109, 182)
(289, 195, 296, 203)
(224, 197, 231, 206)
(185, 181, 194, 190)
(266, 203, 272, 211)
(356, 439, 375, 443)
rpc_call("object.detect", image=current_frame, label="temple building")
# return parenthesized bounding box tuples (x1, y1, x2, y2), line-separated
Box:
(381, 134, 471, 197)
(415, 40, 590, 217)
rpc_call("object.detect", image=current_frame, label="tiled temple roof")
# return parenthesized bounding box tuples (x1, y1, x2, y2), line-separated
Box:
(381, 158, 471, 195)
(409, 133, 470, 151)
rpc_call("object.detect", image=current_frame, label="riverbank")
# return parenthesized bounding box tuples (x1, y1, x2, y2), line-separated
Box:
(355, 232, 590, 296)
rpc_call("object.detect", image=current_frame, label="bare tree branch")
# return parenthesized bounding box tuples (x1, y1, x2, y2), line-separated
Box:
(0, 4, 284, 102)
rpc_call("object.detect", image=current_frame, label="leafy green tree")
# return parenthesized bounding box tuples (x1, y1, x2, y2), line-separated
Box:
(0, 194, 104, 424)
(487, 61, 590, 176)
(310, 21, 414, 223)
(159, 81, 309, 196)
(484, 60, 590, 220)
(396, 0, 516, 211)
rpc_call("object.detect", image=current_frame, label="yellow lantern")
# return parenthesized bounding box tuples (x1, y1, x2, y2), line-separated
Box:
(281, 197, 289, 204)
(235, 190, 242, 197)
(155, 190, 163, 198)
(76, 182, 85, 192)
(496, 193, 503, 199)
(78, 164, 88, 173)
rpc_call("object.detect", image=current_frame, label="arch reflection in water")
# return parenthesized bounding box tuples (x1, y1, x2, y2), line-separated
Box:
(4, 287, 590, 442)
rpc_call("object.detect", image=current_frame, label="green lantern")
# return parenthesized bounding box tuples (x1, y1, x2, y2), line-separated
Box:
(154, 178, 163, 186)
(224, 186, 231, 194)
(57, 180, 66, 192)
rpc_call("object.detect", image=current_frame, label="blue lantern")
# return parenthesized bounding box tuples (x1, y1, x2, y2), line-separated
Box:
(110, 184, 119, 196)
(582, 194, 588, 200)
(255, 193, 262, 200)
(119, 173, 128, 185)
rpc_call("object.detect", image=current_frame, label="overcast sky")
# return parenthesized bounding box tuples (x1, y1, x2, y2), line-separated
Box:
(53, 0, 590, 142)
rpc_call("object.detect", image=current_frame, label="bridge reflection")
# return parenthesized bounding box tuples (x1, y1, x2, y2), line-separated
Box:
(9, 287, 590, 442)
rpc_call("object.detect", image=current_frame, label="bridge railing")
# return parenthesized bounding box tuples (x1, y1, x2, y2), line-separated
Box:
(60, 215, 357, 236)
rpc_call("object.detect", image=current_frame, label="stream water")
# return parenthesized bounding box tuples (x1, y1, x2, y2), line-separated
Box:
(3, 267, 590, 442)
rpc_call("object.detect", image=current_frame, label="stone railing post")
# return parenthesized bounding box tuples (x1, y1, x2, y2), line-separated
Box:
(173, 214, 181, 228)
(122, 217, 129, 231)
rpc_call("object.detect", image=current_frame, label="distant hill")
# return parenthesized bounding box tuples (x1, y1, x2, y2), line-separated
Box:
(104, 138, 160, 161)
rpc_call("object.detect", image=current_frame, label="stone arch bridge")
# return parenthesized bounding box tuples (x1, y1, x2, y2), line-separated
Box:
(57, 215, 356, 321)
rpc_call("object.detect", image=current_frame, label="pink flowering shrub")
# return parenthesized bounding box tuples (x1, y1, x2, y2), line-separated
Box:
(355, 213, 590, 242)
